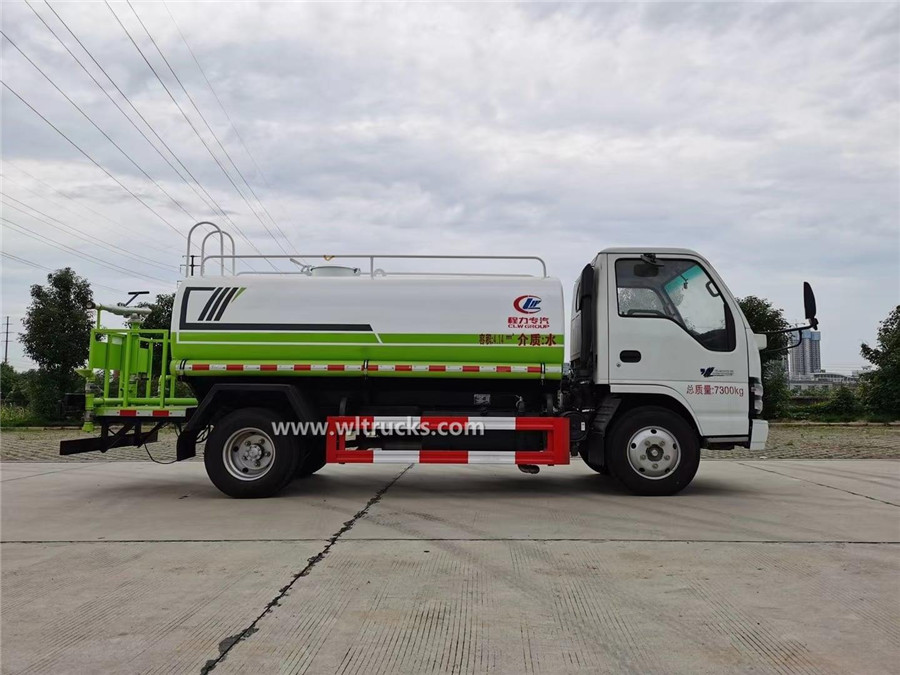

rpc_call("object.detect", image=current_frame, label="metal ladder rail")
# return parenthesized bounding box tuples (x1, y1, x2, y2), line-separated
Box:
(200, 253, 549, 278)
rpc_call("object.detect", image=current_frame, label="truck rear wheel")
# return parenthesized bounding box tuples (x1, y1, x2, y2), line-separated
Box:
(295, 439, 326, 478)
(204, 408, 299, 498)
(606, 406, 699, 496)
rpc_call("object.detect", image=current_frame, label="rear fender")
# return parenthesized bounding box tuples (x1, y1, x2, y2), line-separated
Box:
(178, 383, 317, 460)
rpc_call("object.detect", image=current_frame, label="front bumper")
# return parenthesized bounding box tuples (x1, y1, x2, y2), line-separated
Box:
(749, 419, 769, 451)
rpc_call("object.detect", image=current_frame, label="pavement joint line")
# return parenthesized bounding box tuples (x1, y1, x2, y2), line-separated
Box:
(738, 461, 900, 507)
(0, 539, 328, 544)
(0, 464, 99, 482)
(3, 538, 899, 545)
(198, 463, 414, 675)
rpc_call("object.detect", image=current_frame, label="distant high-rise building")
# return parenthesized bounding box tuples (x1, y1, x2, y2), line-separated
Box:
(789, 329, 821, 377)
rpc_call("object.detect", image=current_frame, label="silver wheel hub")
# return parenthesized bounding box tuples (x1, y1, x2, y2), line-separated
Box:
(223, 428, 275, 481)
(626, 426, 680, 480)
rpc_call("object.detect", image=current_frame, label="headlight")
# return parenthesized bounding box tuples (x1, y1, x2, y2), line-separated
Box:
(750, 378, 764, 416)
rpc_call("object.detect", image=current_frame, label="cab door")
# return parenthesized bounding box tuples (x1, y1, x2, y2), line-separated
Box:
(606, 253, 749, 438)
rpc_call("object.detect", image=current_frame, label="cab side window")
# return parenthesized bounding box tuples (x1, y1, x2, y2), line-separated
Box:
(615, 258, 735, 352)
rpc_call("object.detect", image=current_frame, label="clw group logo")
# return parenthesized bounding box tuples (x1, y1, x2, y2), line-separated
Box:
(513, 295, 542, 314)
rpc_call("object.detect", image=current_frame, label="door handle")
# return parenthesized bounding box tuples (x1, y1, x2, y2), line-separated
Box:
(620, 350, 642, 363)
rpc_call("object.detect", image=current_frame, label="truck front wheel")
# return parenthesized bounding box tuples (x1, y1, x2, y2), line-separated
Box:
(606, 407, 700, 496)
(205, 408, 299, 498)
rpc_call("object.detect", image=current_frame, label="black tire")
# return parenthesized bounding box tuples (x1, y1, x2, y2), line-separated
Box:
(578, 448, 606, 474)
(606, 406, 700, 496)
(204, 407, 299, 498)
(295, 438, 326, 478)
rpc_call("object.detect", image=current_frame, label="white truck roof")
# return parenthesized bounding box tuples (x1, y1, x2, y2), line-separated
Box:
(598, 247, 702, 256)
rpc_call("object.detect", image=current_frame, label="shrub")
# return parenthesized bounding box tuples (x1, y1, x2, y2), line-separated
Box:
(0, 405, 46, 427)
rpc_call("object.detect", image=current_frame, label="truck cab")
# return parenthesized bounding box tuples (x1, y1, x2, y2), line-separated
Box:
(568, 248, 768, 493)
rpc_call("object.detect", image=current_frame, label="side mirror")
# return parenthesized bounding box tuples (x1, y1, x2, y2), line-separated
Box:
(803, 282, 818, 329)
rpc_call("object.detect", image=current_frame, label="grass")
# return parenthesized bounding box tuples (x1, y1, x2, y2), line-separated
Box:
(0, 405, 50, 428)
(0, 405, 74, 428)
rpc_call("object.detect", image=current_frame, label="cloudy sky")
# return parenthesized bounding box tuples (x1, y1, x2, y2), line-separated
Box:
(1, 1, 898, 372)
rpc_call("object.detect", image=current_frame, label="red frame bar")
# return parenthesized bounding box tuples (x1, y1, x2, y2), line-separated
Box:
(325, 416, 569, 465)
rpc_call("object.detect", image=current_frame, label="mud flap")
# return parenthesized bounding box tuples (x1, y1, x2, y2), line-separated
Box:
(176, 428, 198, 461)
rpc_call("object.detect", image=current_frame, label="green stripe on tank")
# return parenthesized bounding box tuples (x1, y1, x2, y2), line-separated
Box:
(177, 331, 380, 344)
(175, 332, 563, 346)
(173, 343, 562, 363)
(379, 333, 564, 345)
(171, 332, 564, 365)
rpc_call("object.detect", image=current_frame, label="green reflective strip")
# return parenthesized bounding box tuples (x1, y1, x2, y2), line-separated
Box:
(175, 332, 563, 345)
(379, 333, 565, 345)
(171, 333, 563, 365)
(177, 332, 380, 344)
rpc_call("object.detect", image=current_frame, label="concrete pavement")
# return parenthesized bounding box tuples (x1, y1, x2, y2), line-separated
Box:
(2, 459, 898, 673)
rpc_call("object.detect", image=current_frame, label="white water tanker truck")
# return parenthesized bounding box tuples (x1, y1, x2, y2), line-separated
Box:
(62, 222, 819, 498)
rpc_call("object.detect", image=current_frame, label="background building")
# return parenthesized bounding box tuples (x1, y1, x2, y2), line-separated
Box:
(789, 329, 822, 378)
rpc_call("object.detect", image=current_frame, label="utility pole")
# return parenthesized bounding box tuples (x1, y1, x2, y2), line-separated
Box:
(2, 316, 9, 364)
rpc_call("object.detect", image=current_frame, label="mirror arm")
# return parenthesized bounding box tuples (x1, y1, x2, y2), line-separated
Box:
(761, 344, 798, 356)
(762, 321, 817, 337)
(759, 321, 818, 356)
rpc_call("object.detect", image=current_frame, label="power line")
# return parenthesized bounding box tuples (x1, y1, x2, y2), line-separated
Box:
(105, 0, 274, 266)
(1, 81, 184, 238)
(0, 193, 177, 272)
(38, 0, 260, 272)
(24, 0, 226, 223)
(1, 195, 174, 272)
(2, 251, 124, 292)
(1, 29, 196, 225)
(3, 217, 171, 283)
(2, 251, 49, 271)
(137, 0, 292, 256)
(2, 217, 171, 283)
(0, 168, 172, 254)
(163, 1, 295, 251)
(127, 0, 288, 256)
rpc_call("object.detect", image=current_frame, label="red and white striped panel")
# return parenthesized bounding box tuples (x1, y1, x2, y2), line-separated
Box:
(325, 415, 570, 466)
(354, 450, 541, 464)
(179, 363, 562, 375)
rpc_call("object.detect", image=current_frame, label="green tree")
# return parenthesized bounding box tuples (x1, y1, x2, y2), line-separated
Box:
(738, 296, 791, 419)
(0, 362, 17, 401)
(738, 296, 791, 360)
(801, 384, 862, 421)
(5, 368, 33, 407)
(858, 305, 900, 419)
(138, 293, 174, 379)
(138, 293, 174, 331)
(20, 268, 93, 420)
